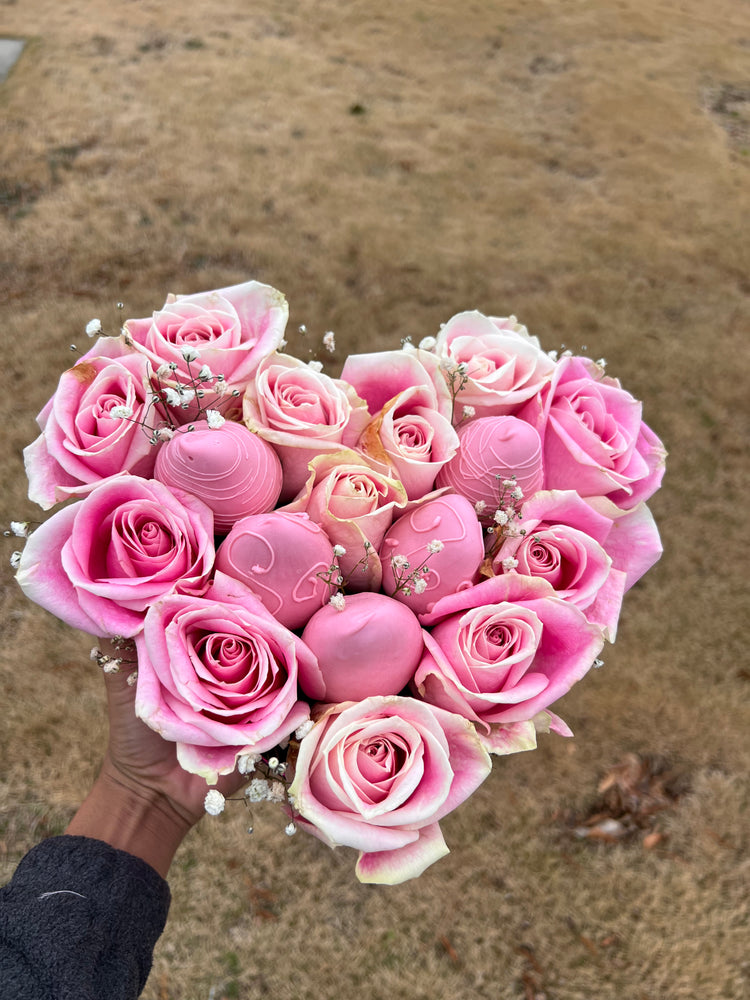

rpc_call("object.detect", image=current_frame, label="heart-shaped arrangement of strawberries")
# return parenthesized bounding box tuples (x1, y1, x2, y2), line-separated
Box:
(14, 279, 666, 883)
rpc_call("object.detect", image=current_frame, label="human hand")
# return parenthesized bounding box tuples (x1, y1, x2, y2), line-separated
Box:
(99, 638, 245, 829)
(66, 638, 246, 877)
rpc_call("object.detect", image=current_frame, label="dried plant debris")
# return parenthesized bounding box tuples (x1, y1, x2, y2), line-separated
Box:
(704, 83, 750, 154)
(563, 752, 690, 846)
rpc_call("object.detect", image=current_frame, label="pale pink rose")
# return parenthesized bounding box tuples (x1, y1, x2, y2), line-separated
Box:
(342, 348, 453, 421)
(521, 356, 667, 509)
(24, 338, 165, 510)
(357, 384, 460, 500)
(134, 573, 311, 783)
(124, 280, 288, 414)
(288, 696, 491, 884)
(282, 450, 408, 591)
(15, 477, 214, 637)
(433, 311, 556, 419)
(415, 575, 605, 753)
(243, 353, 370, 501)
(491, 490, 662, 639)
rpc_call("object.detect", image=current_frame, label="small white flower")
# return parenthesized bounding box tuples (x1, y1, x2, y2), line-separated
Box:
(198, 364, 213, 381)
(462, 405, 476, 420)
(267, 756, 279, 771)
(204, 789, 226, 816)
(10, 551, 22, 570)
(163, 387, 181, 407)
(285, 822, 297, 837)
(474, 501, 487, 515)
(206, 409, 225, 429)
(426, 539, 444, 555)
(548, 349, 559, 361)
(180, 345, 201, 363)
(156, 363, 173, 379)
(391, 554, 410, 570)
(176, 385, 196, 403)
(502, 478, 517, 488)
(511, 487, 523, 501)
(323, 330, 336, 353)
(126, 670, 138, 687)
(155, 427, 175, 442)
(9, 521, 29, 538)
(494, 509, 509, 526)
(237, 753, 260, 776)
(85, 318, 102, 337)
(246, 778, 270, 803)
(501, 557, 519, 572)
(414, 578, 427, 595)
(332, 544, 347, 557)
(308, 360, 323, 373)
(109, 405, 133, 420)
(418, 336, 437, 351)
(295, 720, 314, 740)
(90, 646, 101, 662)
(329, 592, 346, 612)
(267, 783, 286, 803)
(596, 358, 607, 369)
(102, 658, 121, 675)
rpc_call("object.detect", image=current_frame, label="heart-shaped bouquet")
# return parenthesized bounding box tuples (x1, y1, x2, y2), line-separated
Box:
(13, 279, 666, 883)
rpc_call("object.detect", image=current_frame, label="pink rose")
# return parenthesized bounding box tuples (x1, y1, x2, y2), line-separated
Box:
(433, 311, 556, 418)
(357, 385, 459, 501)
(415, 575, 605, 753)
(522, 356, 667, 509)
(342, 348, 453, 421)
(135, 573, 311, 783)
(491, 490, 662, 639)
(288, 696, 491, 884)
(15, 477, 214, 637)
(24, 338, 165, 510)
(124, 280, 288, 409)
(282, 450, 408, 591)
(243, 353, 370, 500)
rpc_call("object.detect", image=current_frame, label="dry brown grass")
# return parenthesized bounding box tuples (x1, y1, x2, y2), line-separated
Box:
(2, 1, 749, 997)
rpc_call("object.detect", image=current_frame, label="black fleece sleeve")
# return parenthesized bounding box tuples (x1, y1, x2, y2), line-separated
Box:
(0, 835, 171, 1000)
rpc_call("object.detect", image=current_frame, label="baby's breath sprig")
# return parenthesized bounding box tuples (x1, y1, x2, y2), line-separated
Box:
(148, 346, 240, 429)
(89, 640, 137, 679)
(211, 742, 304, 836)
(99, 347, 239, 446)
(387, 539, 444, 599)
(316, 541, 378, 610)
(440, 359, 470, 425)
(484, 474, 526, 560)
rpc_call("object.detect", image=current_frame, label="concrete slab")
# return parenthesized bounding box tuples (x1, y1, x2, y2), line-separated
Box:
(0, 38, 25, 84)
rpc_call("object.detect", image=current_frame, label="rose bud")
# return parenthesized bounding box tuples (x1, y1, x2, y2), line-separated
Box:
(436, 415, 543, 520)
(299, 592, 425, 703)
(215, 511, 336, 630)
(155, 420, 282, 534)
(380, 495, 484, 616)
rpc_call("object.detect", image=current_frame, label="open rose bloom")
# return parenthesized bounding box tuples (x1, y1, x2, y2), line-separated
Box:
(14, 287, 665, 883)
(289, 697, 491, 884)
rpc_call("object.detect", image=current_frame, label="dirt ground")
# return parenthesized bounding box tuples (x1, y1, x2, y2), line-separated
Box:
(1, 1, 749, 998)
